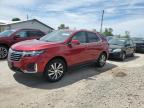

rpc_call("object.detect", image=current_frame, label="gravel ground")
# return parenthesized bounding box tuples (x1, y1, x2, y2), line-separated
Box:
(0, 53, 144, 108)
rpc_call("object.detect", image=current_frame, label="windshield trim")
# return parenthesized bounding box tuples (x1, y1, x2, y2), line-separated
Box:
(40, 30, 73, 42)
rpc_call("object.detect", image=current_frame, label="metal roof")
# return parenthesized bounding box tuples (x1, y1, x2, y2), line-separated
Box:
(0, 19, 54, 30)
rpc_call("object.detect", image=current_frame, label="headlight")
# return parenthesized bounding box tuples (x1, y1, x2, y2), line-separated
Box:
(23, 50, 44, 57)
(113, 49, 122, 52)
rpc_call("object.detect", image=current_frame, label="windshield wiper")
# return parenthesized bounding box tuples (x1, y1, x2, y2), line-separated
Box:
(111, 44, 118, 45)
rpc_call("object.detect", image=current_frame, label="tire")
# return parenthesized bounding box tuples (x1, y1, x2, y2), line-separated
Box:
(43, 59, 66, 82)
(120, 52, 126, 61)
(96, 53, 107, 67)
(0, 45, 8, 60)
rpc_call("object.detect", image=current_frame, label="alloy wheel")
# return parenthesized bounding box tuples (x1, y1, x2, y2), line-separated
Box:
(96, 53, 107, 67)
(44, 59, 66, 82)
(48, 62, 64, 80)
(99, 54, 106, 66)
(0, 47, 8, 59)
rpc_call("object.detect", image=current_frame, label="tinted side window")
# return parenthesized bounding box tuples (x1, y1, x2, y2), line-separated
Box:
(16, 30, 28, 38)
(28, 31, 44, 37)
(28, 31, 37, 37)
(87, 32, 100, 43)
(37, 31, 45, 36)
(72, 31, 86, 43)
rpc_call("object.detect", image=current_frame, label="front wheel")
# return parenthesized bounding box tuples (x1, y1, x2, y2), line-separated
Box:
(96, 53, 107, 67)
(43, 59, 66, 82)
(0, 45, 8, 59)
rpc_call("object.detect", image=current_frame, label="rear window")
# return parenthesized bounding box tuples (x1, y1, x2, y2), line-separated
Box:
(87, 32, 100, 43)
(28, 31, 45, 37)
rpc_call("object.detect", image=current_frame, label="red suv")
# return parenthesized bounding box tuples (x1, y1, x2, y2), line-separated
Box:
(0, 29, 45, 59)
(8, 30, 109, 82)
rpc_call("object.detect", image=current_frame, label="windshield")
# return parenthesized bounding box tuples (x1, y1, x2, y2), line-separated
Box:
(109, 38, 126, 45)
(0, 30, 16, 37)
(106, 36, 113, 41)
(40, 30, 73, 42)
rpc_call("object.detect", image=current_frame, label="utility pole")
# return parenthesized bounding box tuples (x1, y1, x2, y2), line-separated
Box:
(100, 10, 104, 33)
(26, 14, 29, 20)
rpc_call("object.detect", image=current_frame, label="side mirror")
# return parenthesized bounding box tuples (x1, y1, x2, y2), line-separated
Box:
(69, 40, 80, 46)
(13, 35, 20, 39)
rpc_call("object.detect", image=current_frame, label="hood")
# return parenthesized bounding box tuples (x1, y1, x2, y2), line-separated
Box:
(11, 39, 61, 51)
(109, 44, 124, 49)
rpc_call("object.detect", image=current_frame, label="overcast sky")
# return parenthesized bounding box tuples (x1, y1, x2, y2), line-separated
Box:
(0, 0, 144, 37)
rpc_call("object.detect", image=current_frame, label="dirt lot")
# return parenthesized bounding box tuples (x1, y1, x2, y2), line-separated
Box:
(0, 53, 144, 108)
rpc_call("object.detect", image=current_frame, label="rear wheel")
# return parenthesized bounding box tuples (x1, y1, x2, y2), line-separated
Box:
(44, 59, 66, 82)
(0, 45, 8, 59)
(96, 53, 107, 67)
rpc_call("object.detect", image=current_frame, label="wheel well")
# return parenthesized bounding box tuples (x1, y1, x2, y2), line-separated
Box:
(48, 56, 68, 68)
(101, 51, 107, 58)
(0, 44, 9, 49)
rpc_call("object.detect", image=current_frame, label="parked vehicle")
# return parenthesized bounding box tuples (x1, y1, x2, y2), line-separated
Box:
(8, 30, 109, 82)
(108, 38, 135, 61)
(132, 37, 144, 53)
(106, 36, 113, 41)
(0, 29, 45, 59)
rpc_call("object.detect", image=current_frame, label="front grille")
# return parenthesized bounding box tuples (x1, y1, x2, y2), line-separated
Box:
(10, 50, 23, 61)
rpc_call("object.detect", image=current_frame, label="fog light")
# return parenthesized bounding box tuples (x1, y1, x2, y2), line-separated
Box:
(23, 63, 38, 73)
(27, 63, 38, 72)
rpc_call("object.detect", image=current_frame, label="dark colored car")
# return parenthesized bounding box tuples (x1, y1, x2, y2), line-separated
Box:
(106, 36, 113, 41)
(8, 30, 109, 82)
(132, 37, 144, 53)
(0, 29, 45, 59)
(108, 38, 135, 61)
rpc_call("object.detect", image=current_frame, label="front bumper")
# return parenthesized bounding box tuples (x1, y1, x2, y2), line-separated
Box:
(109, 52, 122, 59)
(8, 61, 38, 73)
(8, 55, 47, 74)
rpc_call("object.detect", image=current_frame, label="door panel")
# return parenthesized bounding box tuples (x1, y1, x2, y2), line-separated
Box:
(86, 32, 103, 60)
(67, 44, 87, 65)
(86, 42, 103, 60)
(67, 31, 88, 65)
